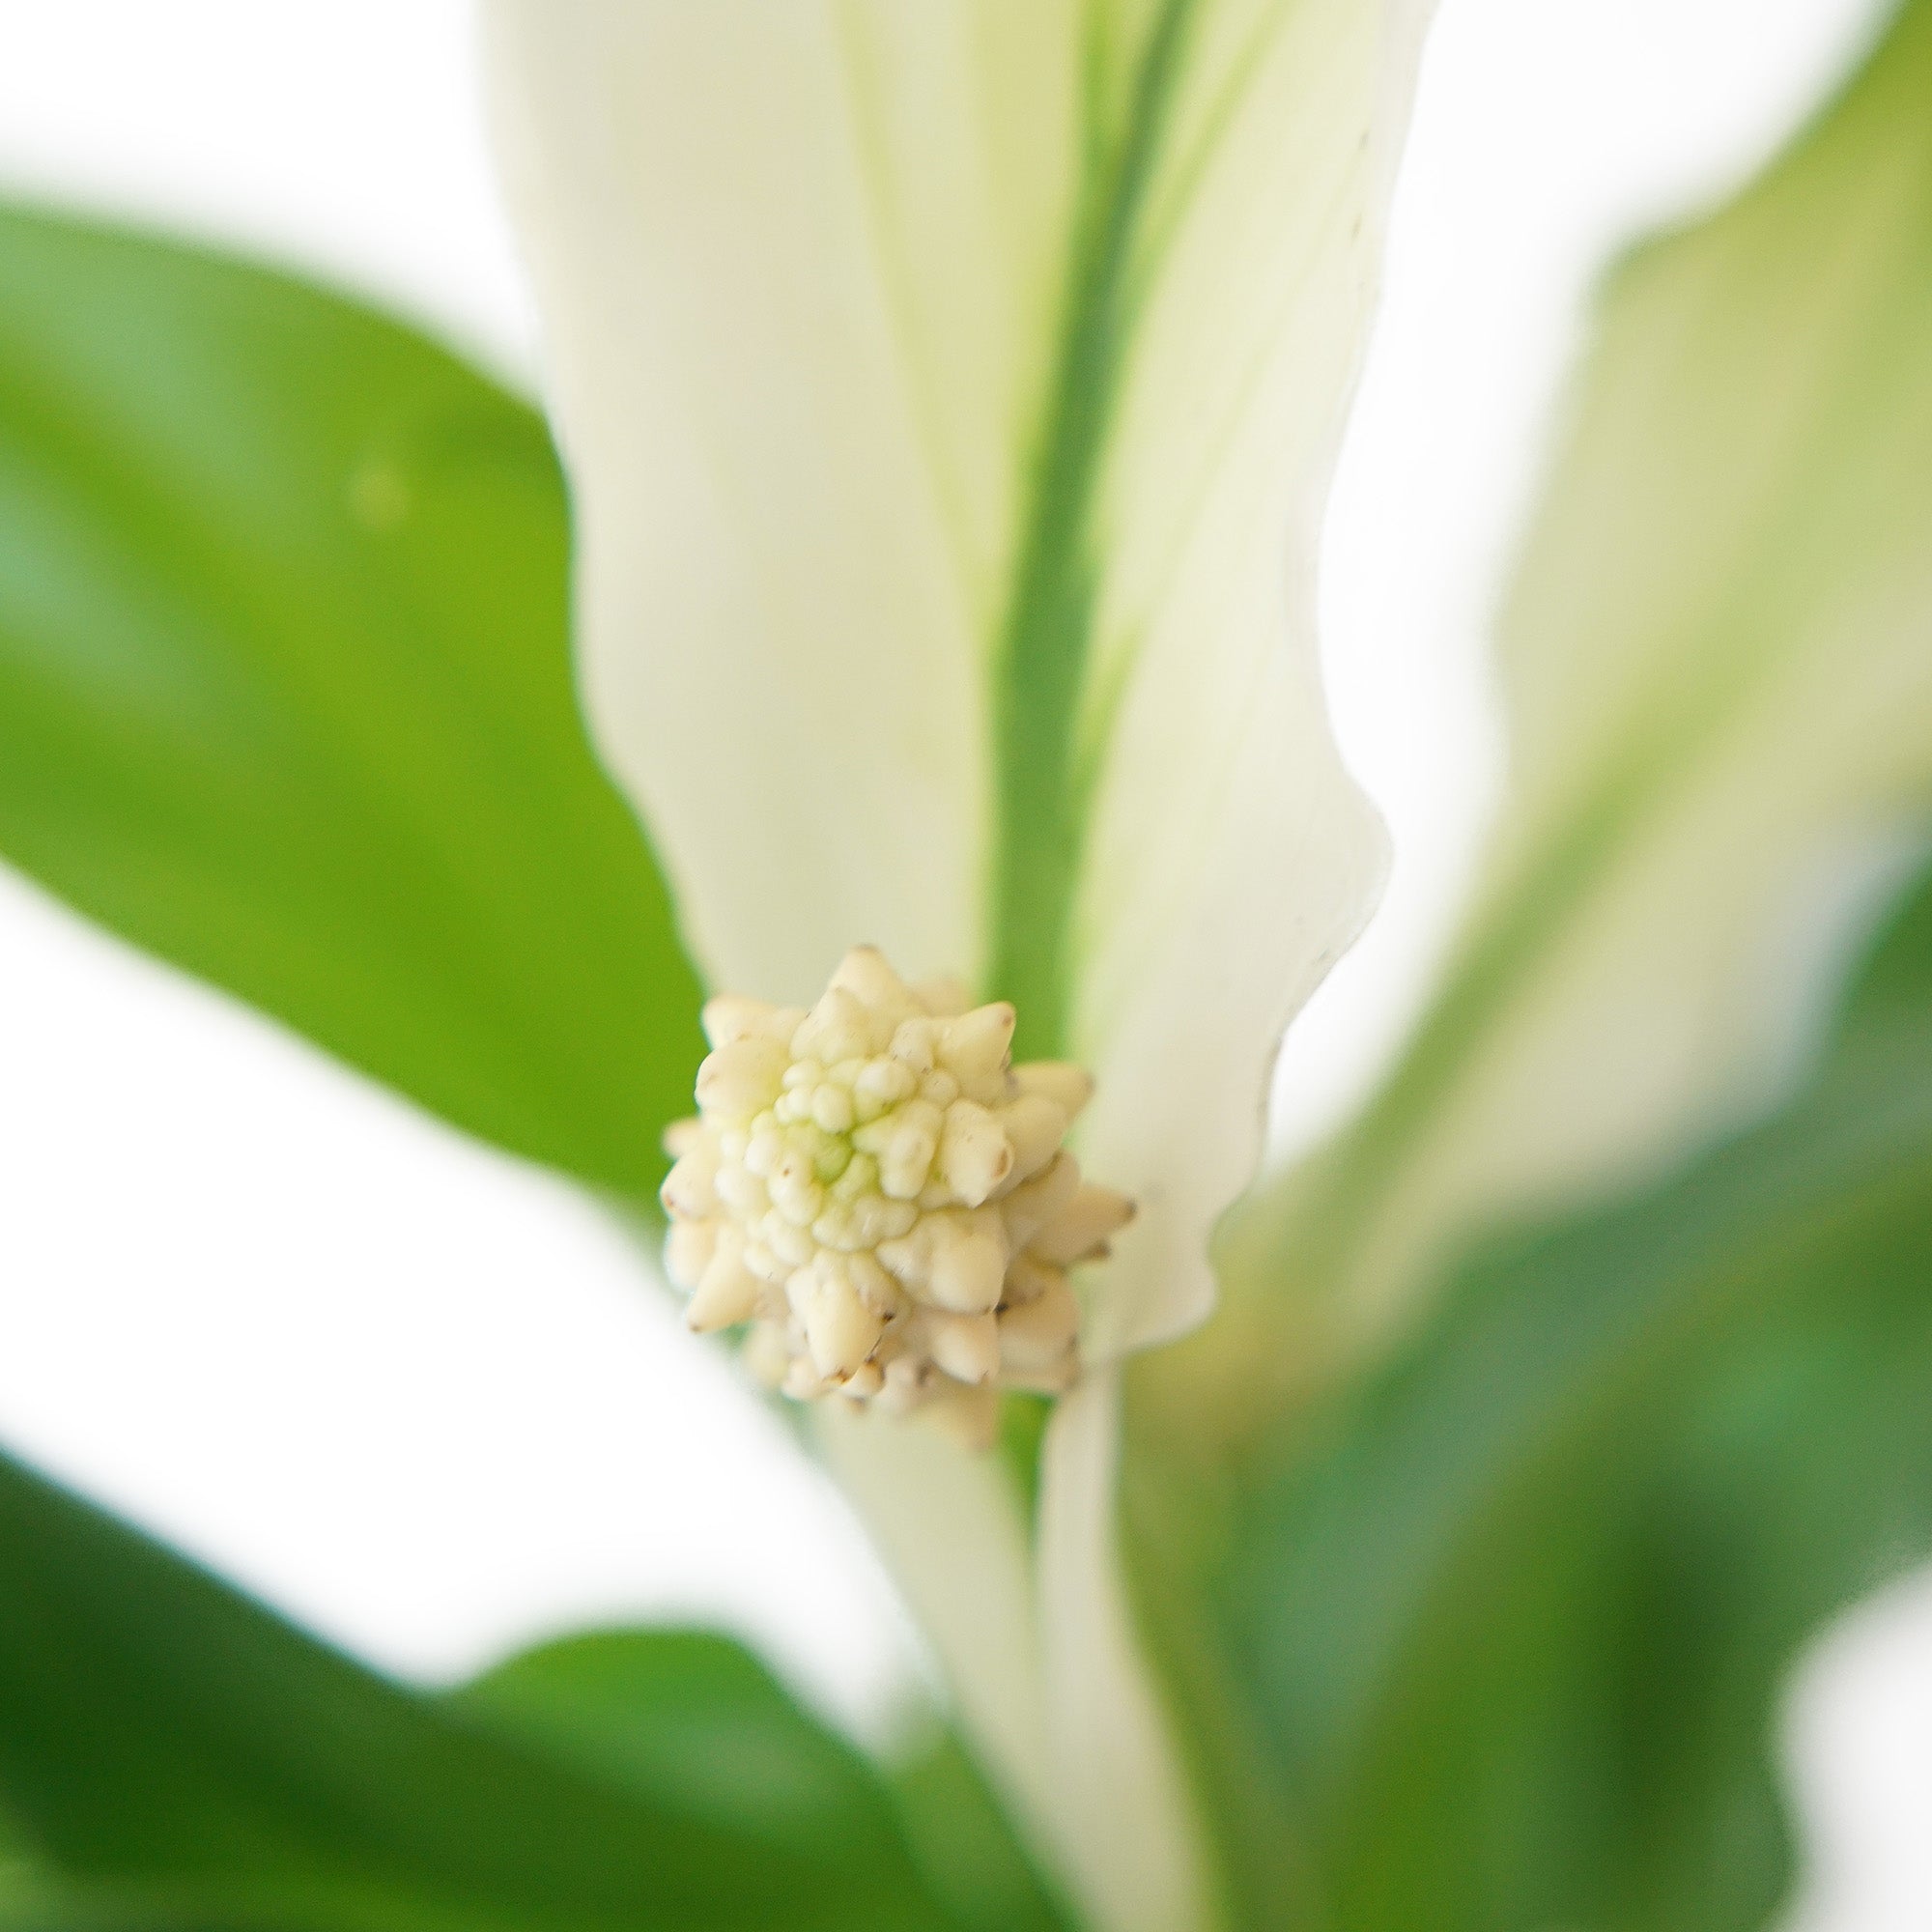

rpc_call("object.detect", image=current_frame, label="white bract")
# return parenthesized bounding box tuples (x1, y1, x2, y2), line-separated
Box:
(483, 5, 1432, 1927)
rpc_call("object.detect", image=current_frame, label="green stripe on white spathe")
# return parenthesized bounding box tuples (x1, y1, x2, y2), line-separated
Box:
(482, 0, 1423, 1367)
(483, 4, 1433, 1926)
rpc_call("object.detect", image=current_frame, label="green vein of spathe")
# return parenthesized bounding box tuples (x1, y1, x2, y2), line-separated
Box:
(987, 0, 1196, 1062)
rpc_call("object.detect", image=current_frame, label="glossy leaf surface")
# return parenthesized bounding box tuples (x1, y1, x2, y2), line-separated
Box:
(0, 1444, 961, 1932)
(462, 1629, 1068, 1932)
(0, 204, 702, 1201)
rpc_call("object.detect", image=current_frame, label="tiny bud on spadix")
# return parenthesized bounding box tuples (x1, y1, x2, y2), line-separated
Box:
(659, 948, 1132, 1447)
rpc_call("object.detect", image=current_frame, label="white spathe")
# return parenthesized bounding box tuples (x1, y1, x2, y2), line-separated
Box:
(483, 5, 1432, 1926)
(482, 5, 1067, 1005)
(483, 0, 1428, 1364)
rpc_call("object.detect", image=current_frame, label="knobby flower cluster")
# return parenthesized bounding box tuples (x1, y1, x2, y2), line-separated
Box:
(659, 947, 1132, 1445)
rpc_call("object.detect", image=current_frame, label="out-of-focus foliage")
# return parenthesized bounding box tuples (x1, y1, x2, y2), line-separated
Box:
(462, 1632, 1068, 1932)
(462, 1629, 921, 1858)
(1125, 4, 1932, 1924)
(1218, 0, 1932, 1398)
(1175, 850, 1932, 1930)
(0, 1442, 1053, 1932)
(0, 205, 702, 1203)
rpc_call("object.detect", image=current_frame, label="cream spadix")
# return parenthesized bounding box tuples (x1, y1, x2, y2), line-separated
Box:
(662, 946, 1130, 1447)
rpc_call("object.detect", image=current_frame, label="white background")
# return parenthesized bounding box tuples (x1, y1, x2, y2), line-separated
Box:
(0, 3, 1926, 1924)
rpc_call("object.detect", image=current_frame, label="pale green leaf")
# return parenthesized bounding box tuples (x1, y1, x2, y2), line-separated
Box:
(1220, 0, 1932, 1394)
(1130, 850, 1932, 1931)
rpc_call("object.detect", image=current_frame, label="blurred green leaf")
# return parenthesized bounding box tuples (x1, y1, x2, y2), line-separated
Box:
(882, 1730, 1072, 1932)
(1131, 13, 1932, 1913)
(0, 204, 703, 1202)
(0, 1445, 962, 1932)
(1134, 844, 1932, 1930)
(461, 1632, 1068, 1932)
(461, 1628, 901, 1855)
(1214, 0, 1932, 1402)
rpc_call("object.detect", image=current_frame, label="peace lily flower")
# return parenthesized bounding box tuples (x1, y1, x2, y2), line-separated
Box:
(2, 3, 1926, 1930)
(482, 5, 1434, 1927)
